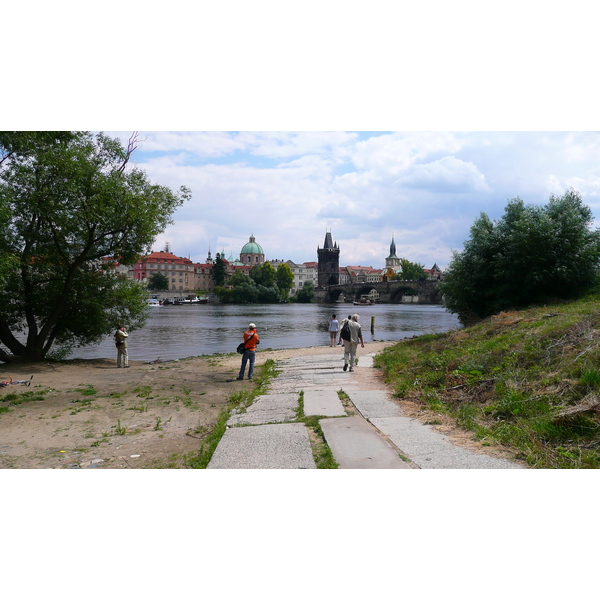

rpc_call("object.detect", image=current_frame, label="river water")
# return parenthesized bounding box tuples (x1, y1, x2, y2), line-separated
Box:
(68, 303, 461, 362)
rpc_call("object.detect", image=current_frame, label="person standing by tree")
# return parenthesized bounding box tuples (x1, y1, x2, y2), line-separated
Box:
(0, 131, 190, 363)
(237, 323, 260, 380)
(328, 314, 339, 347)
(114, 326, 129, 368)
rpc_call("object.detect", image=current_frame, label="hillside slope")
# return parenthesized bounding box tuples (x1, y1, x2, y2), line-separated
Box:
(375, 296, 600, 468)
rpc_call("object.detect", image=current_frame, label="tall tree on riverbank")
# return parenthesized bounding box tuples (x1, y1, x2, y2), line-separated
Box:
(441, 189, 600, 323)
(0, 132, 190, 362)
(276, 263, 294, 299)
(211, 255, 227, 287)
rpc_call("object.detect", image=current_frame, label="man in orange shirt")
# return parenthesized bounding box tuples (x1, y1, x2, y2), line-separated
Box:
(237, 323, 260, 380)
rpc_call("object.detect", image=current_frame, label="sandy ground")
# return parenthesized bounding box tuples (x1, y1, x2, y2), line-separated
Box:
(0, 342, 395, 469)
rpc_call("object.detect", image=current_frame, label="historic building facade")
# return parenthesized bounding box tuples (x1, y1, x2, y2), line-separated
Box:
(131, 250, 195, 292)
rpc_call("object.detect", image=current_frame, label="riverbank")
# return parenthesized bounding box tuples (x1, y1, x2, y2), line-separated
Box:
(0, 342, 396, 468)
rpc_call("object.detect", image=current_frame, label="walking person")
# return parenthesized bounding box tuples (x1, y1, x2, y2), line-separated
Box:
(114, 325, 129, 368)
(237, 323, 260, 380)
(328, 314, 339, 347)
(338, 314, 352, 345)
(340, 313, 364, 372)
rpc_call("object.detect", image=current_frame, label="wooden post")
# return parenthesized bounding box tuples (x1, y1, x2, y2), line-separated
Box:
(371, 316, 375, 334)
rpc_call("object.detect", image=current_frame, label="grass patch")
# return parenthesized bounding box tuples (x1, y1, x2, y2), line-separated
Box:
(1, 390, 47, 406)
(296, 392, 339, 468)
(78, 385, 97, 396)
(375, 295, 600, 468)
(184, 359, 279, 468)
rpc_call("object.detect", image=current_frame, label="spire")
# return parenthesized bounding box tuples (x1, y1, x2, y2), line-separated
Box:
(389, 235, 397, 258)
(323, 230, 334, 250)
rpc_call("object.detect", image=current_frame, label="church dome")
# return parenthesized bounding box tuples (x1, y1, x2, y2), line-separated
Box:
(240, 235, 264, 256)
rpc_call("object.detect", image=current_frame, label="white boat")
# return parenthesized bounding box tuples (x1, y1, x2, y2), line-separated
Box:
(146, 298, 161, 307)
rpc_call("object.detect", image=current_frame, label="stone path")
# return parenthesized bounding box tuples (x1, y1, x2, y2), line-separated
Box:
(207, 352, 522, 469)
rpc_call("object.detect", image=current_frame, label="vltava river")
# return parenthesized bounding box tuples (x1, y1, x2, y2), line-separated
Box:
(69, 303, 461, 362)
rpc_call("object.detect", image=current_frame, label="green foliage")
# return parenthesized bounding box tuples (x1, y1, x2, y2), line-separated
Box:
(276, 263, 294, 298)
(0, 131, 190, 361)
(295, 281, 315, 303)
(393, 258, 426, 281)
(375, 296, 600, 468)
(148, 272, 169, 291)
(441, 190, 600, 323)
(211, 255, 227, 287)
(1, 389, 47, 405)
(216, 263, 284, 303)
(251, 262, 276, 287)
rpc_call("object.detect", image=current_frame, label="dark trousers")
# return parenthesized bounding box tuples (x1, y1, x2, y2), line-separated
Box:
(238, 349, 256, 379)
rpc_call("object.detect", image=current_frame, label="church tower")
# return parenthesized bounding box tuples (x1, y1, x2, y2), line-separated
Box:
(385, 235, 401, 268)
(317, 230, 340, 288)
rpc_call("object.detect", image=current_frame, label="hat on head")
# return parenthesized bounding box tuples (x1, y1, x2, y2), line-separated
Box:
(249, 323, 256, 329)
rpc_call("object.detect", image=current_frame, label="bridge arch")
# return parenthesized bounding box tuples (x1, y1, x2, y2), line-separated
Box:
(390, 286, 417, 303)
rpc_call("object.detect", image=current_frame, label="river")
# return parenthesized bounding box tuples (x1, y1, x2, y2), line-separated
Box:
(67, 303, 461, 362)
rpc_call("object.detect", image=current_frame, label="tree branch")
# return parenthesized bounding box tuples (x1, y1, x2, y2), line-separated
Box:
(118, 132, 139, 173)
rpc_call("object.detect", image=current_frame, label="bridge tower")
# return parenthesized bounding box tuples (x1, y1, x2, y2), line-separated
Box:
(317, 230, 340, 288)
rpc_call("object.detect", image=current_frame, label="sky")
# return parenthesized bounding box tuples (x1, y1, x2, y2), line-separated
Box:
(8, 3, 600, 274)
(106, 131, 600, 271)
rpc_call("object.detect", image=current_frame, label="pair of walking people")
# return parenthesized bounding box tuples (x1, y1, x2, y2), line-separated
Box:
(339, 313, 364, 372)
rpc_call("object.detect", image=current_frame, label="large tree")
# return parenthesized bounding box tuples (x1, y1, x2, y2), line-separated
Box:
(276, 262, 294, 299)
(441, 189, 600, 323)
(211, 255, 227, 287)
(295, 281, 315, 303)
(0, 131, 190, 362)
(148, 272, 169, 291)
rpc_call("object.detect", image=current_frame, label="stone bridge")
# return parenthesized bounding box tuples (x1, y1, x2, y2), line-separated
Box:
(314, 279, 443, 304)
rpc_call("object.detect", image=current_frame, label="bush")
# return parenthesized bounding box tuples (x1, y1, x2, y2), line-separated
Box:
(441, 189, 600, 323)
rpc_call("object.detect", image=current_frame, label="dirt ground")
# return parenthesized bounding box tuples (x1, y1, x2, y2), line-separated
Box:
(0, 343, 397, 469)
(0, 340, 517, 468)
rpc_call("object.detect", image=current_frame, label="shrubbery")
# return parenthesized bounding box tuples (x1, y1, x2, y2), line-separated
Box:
(441, 189, 600, 323)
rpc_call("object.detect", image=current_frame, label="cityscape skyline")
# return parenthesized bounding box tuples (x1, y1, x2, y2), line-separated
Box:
(105, 131, 600, 272)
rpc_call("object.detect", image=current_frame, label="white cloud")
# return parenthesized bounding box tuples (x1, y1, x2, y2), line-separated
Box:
(396, 156, 490, 193)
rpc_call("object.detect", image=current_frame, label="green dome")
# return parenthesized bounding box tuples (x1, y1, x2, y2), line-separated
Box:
(240, 235, 264, 255)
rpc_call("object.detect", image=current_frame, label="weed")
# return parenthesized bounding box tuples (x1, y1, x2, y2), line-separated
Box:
(579, 369, 600, 390)
(114, 419, 127, 435)
(78, 385, 97, 396)
(154, 417, 163, 431)
(302, 415, 339, 469)
(134, 386, 152, 398)
(2, 390, 47, 405)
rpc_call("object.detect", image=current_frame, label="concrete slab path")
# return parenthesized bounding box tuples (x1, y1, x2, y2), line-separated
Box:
(207, 349, 523, 469)
(319, 416, 410, 469)
(207, 422, 315, 469)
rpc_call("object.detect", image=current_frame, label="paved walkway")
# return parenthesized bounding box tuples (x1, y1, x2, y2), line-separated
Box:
(207, 352, 522, 469)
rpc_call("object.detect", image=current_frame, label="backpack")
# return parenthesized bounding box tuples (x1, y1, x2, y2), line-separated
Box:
(340, 321, 351, 341)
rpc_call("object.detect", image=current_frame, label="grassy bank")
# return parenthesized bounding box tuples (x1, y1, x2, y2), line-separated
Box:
(375, 295, 600, 468)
